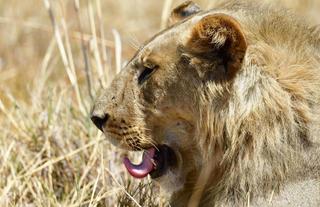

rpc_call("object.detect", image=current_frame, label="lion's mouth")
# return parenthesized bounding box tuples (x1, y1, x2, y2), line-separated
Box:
(123, 145, 177, 179)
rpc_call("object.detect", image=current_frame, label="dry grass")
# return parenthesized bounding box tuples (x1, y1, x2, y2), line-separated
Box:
(0, 0, 319, 206)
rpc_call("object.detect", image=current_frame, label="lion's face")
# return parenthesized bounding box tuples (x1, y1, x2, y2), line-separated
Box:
(91, 20, 202, 192)
(91, 1, 247, 199)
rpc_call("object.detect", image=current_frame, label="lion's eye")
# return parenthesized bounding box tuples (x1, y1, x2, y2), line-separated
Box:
(138, 65, 157, 85)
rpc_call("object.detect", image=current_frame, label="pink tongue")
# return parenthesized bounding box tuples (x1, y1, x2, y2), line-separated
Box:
(123, 148, 156, 179)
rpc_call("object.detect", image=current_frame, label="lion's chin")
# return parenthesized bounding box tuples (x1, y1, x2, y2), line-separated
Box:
(153, 167, 186, 194)
(151, 146, 186, 195)
(106, 131, 186, 192)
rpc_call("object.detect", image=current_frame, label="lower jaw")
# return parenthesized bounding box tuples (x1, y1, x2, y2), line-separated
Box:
(152, 169, 186, 192)
(150, 145, 178, 179)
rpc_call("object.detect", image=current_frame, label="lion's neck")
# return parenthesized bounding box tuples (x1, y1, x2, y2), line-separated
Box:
(195, 59, 320, 206)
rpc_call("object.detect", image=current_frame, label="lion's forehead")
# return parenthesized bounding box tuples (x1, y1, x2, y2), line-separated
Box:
(140, 10, 242, 54)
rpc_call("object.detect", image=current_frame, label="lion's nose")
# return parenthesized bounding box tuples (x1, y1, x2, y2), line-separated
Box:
(90, 112, 110, 132)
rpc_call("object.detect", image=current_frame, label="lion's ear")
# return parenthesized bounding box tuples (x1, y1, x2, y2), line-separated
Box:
(168, 1, 201, 27)
(186, 14, 247, 80)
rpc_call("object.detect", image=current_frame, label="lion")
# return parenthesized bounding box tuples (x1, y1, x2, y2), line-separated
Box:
(91, 0, 320, 206)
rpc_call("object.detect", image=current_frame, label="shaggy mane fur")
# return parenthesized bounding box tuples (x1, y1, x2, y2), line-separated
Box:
(194, 1, 320, 206)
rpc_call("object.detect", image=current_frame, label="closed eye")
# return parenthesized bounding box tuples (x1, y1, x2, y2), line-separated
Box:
(138, 65, 157, 85)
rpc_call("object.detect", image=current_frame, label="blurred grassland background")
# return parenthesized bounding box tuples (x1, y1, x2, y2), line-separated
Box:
(0, 0, 319, 206)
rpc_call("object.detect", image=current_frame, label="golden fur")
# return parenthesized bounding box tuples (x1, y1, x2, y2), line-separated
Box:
(91, 0, 320, 206)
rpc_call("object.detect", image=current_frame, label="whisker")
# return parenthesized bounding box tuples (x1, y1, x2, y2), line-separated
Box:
(127, 133, 142, 151)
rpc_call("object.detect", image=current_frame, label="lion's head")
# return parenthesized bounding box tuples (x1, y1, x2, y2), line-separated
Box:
(91, 1, 319, 206)
(91, 0, 246, 202)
